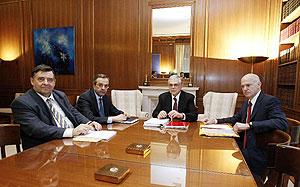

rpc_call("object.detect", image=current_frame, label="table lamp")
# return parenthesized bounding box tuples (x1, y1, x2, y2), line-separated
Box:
(238, 56, 268, 73)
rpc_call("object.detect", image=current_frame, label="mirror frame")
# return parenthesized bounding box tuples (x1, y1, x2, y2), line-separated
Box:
(148, 0, 195, 81)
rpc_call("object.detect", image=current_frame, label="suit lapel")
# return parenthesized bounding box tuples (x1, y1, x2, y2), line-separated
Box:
(102, 95, 109, 116)
(178, 91, 185, 112)
(166, 92, 172, 112)
(250, 92, 264, 121)
(90, 89, 100, 115)
(29, 89, 56, 125)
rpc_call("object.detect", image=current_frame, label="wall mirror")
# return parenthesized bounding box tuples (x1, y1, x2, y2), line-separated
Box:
(151, 5, 192, 80)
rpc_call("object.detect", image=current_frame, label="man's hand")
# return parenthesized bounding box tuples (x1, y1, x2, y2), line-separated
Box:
(88, 121, 102, 131)
(72, 124, 94, 136)
(233, 122, 250, 133)
(204, 118, 217, 125)
(168, 110, 183, 119)
(158, 110, 167, 119)
(112, 114, 127, 122)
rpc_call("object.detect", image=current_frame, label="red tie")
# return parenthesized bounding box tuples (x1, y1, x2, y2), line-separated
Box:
(243, 101, 252, 149)
(173, 97, 178, 111)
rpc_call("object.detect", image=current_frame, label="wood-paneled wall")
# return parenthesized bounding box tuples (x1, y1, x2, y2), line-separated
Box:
(0, 0, 280, 113)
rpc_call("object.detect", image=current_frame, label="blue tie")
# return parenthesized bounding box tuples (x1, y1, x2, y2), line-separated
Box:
(99, 97, 105, 117)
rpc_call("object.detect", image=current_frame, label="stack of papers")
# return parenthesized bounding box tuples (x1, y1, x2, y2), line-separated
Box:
(73, 130, 117, 142)
(199, 124, 239, 137)
(143, 118, 170, 127)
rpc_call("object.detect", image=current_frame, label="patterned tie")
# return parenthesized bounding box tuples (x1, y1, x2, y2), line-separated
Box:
(173, 97, 178, 111)
(99, 97, 105, 117)
(46, 98, 67, 128)
(243, 101, 252, 149)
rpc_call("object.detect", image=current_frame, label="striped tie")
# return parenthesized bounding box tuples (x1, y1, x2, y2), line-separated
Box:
(46, 98, 67, 128)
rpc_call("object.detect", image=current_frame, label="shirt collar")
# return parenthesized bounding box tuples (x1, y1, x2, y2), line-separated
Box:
(36, 92, 55, 102)
(249, 90, 261, 106)
(94, 90, 102, 100)
(172, 91, 181, 100)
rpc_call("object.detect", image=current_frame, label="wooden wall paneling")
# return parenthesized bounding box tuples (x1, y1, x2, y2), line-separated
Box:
(0, 1, 24, 106)
(94, 0, 140, 90)
(0, 1, 22, 88)
(79, 0, 94, 91)
(206, 0, 280, 60)
(193, 0, 206, 57)
(138, 0, 151, 86)
(31, 0, 84, 92)
(22, 0, 34, 91)
(204, 58, 248, 93)
(190, 57, 205, 110)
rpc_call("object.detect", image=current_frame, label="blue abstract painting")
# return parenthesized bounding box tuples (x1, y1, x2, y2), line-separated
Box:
(33, 27, 75, 74)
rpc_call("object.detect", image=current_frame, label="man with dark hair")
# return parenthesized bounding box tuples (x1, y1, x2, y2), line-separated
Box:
(152, 75, 198, 122)
(205, 73, 288, 182)
(76, 73, 126, 124)
(11, 64, 102, 150)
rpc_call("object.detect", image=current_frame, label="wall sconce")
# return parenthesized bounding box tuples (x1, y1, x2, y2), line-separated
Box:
(238, 56, 269, 73)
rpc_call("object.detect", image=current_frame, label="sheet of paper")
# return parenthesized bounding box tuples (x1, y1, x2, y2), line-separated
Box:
(73, 130, 117, 142)
(201, 124, 232, 129)
(144, 118, 170, 127)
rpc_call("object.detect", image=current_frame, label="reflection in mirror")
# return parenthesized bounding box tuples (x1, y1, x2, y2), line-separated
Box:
(152, 6, 191, 79)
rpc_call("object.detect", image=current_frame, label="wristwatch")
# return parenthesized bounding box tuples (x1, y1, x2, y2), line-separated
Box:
(249, 122, 253, 128)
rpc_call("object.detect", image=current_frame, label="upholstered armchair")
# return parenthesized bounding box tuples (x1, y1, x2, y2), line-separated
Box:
(111, 90, 149, 119)
(198, 91, 238, 121)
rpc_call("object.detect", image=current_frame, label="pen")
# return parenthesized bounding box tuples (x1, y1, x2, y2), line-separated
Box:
(87, 121, 97, 131)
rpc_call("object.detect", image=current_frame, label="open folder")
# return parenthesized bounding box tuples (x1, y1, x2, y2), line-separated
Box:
(73, 130, 117, 142)
(199, 124, 239, 138)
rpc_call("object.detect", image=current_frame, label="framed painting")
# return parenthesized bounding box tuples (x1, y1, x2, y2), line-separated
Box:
(33, 26, 75, 74)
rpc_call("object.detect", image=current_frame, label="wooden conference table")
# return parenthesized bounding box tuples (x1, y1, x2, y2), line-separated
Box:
(0, 121, 257, 186)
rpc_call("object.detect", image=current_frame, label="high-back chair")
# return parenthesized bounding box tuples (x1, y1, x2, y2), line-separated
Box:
(111, 90, 149, 119)
(287, 118, 300, 146)
(255, 130, 291, 186)
(275, 145, 300, 187)
(198, 92, 238, 121)
(0, 124, 21, 159)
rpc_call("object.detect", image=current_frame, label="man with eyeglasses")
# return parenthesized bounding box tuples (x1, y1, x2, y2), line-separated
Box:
(11, 64, 102, 150)
(76, 73, 126, 124)
(152, 75, 198, 122)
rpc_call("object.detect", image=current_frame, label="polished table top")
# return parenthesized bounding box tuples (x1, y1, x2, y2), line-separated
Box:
(0, 121, 257, 186)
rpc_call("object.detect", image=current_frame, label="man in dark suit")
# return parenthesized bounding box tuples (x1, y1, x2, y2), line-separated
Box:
(76, 74, 127, 124)
(152, 75, 198, 122)
(11, 65, 102, 150)
(205, 73, 288, 182)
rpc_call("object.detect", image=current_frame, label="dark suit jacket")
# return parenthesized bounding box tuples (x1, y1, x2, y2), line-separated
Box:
(152, 91, 198, 122)
(217, 92, 288, 176)
(76, 89, 123, 124)
(11, 89, 89, 150)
